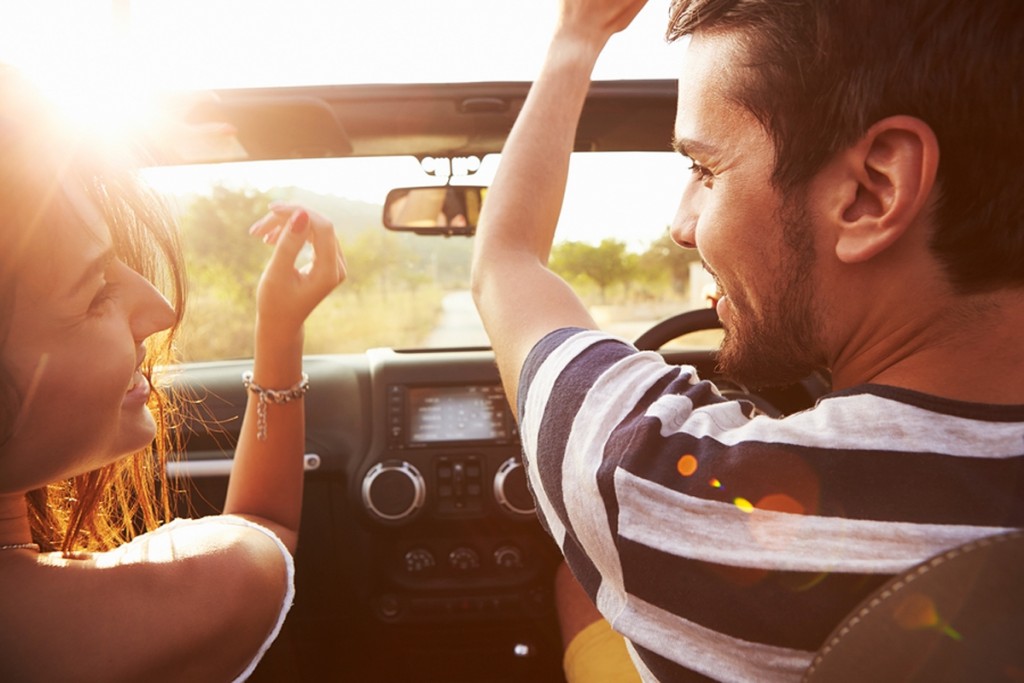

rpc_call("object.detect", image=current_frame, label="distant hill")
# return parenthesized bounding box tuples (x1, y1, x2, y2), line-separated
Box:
(278, 187, 383, 243)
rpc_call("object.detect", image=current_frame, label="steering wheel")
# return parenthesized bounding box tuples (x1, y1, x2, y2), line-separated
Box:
(632, 307, 794, 416)
(634, 307, 722, 351)
(634, 307, 832, 416)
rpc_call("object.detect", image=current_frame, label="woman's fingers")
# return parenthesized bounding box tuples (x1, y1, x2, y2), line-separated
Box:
(264, 209, 311, 279)
(248, 211, 287, 243)
(249, 204, 328, 245)
(254, 205, 346, 323)
(306, 209, 347, 290)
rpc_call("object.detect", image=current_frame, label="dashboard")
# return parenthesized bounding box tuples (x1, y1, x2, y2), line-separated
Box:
(167, 346, 823, 681)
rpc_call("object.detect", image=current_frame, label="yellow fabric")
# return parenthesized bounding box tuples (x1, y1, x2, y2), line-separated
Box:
(563, 618, 643, 683)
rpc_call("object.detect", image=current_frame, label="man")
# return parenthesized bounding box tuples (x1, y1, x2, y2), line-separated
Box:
(471, 0, 1024, 681)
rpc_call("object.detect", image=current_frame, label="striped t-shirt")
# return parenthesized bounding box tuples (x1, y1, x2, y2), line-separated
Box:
(517, 328, 1024, 682)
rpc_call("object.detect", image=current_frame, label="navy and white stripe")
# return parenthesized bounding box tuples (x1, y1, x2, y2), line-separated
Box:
(518, 328, 1024, 682)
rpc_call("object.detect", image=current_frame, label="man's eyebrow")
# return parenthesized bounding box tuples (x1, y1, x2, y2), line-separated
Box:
(671, 135, 717, 159)
(67, 248, 114, 297)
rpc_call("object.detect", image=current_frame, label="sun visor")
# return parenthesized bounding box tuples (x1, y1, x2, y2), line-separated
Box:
(186, 95, 353, 162)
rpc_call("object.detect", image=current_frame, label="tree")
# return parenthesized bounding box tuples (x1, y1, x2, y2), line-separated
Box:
(175, 186, 276, 359)
(638, 230, 701, 295)
(343, 230, 425, 300)
(549, 238, 637, 303)
(180, 186, 273, 278)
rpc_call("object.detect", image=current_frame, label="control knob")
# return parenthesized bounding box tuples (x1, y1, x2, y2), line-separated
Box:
(404, 547, 437, 573)
(494, 544, 524, 569)
(448, 546, 481, 571)
(362, 460, 426, 523)
(493, 457, 536, 517)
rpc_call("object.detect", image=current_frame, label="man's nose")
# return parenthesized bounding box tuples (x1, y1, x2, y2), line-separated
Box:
(669, 181, 701, 249)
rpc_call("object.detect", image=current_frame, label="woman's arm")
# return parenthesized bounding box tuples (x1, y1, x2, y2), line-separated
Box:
(222, 205, 346, 552)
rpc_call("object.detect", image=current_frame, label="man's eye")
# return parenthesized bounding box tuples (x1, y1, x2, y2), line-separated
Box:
(686, 159, 714, 187)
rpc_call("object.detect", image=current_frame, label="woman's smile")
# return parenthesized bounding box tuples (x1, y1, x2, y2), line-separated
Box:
(124, 371, 150, 406)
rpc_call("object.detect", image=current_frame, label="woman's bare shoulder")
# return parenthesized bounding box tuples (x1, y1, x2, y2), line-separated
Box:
(0, 516, 291, 682)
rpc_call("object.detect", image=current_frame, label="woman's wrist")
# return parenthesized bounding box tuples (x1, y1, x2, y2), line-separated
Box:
(242, 371, 309, 441)
(251, 320, 304, 387)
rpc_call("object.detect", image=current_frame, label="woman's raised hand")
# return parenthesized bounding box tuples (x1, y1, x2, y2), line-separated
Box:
(248, 203, 347, 333)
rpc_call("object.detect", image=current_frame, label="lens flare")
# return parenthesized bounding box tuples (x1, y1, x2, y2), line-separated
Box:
(676, 454, 698, 477)
(892, 593, 962, 641)
(733, 497, 754, 513)
(756, 493, 805, 515)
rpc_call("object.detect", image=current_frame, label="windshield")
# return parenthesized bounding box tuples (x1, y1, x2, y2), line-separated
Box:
(143, 152, 721, 360)
(4, 2, 721, 361)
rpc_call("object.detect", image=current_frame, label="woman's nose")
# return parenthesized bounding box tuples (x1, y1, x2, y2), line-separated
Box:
(139, 289, 177, 340)
(122, 265, 176, 341)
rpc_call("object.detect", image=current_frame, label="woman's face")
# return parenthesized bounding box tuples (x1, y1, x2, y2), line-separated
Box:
(0, 195, 176, 494)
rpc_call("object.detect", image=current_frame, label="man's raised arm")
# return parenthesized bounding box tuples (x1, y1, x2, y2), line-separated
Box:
(470, 0, 649, 413)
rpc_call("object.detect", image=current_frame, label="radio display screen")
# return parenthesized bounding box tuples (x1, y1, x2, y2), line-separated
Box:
(406, 384, 511, 444)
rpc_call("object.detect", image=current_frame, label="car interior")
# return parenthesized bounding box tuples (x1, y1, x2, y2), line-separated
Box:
(5, 0, 1019, 675)
(152, 79, 836, 682)
(7, 3, 1016, 680)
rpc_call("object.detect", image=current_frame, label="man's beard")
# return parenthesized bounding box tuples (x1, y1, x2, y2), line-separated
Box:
(715, 199, 825, 389)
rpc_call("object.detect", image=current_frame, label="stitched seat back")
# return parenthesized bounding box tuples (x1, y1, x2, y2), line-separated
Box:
(803, 530, 1024, 682)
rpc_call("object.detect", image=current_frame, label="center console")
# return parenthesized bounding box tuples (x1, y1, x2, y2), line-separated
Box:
(362, 382, 530, 524)
(357, 349, 559, 629)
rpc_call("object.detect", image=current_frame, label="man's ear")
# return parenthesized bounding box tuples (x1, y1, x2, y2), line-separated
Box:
(828, 116, 939, 264)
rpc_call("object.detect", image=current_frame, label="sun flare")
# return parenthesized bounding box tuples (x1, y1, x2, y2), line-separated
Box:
(0, 1, 170, 153)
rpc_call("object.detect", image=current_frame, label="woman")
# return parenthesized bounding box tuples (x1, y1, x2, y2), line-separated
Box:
(0, 67, 346, 681)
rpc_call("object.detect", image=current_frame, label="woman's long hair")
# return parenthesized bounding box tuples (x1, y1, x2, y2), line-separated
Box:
(1, 66, 189, 553)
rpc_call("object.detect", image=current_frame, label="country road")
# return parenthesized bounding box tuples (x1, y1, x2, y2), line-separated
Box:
(424, 290, 720, 349)
(424, 291, 491, 348)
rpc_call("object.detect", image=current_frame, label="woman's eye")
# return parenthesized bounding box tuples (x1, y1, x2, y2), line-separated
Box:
(88, 282, 118, 313)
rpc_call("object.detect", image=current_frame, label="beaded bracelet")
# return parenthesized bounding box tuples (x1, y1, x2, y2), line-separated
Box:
(242, 371, 310, 441)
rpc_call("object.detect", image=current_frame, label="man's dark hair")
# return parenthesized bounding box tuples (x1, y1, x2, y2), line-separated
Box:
(668, 0, 1023, 294)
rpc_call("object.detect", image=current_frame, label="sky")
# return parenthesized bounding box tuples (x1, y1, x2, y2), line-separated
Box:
(0, 1, 684, 88)
(0, 1, 689, 247)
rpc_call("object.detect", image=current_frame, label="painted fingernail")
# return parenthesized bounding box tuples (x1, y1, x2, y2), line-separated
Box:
(291, 210, 309, 234)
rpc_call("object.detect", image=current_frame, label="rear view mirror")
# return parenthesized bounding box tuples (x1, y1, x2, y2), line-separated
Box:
(383, 186, 486, 236)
